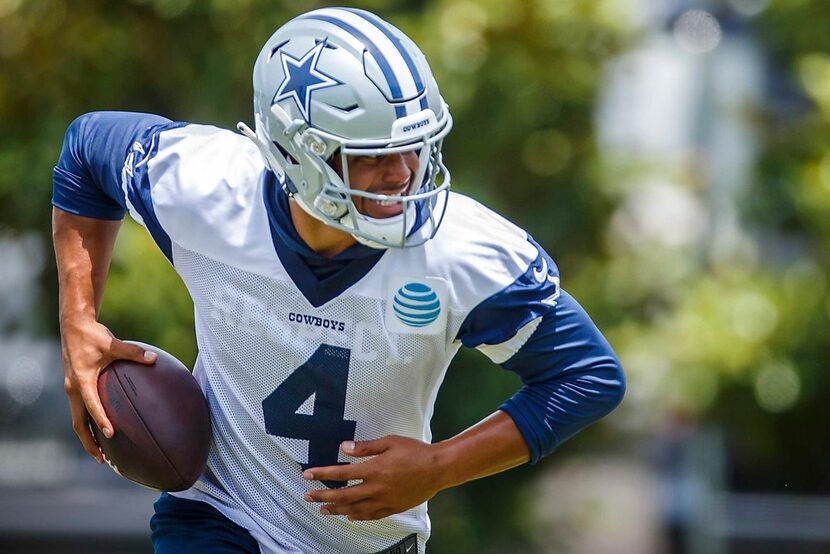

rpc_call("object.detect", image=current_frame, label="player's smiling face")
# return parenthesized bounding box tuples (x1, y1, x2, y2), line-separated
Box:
(333, 151, 420, 219)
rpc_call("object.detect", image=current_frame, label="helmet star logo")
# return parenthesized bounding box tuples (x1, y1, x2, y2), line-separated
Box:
(273, 40, 342, 124)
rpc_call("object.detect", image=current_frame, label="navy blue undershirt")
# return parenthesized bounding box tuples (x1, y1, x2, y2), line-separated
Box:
(268, 173, 383, 278)
(262, 171, 386, 307)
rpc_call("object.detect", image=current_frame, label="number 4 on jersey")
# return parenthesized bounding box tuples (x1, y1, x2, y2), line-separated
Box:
(262, 344, 356, 488)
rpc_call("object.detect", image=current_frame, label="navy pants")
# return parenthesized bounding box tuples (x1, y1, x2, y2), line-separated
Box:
(150, 493, 261, 553)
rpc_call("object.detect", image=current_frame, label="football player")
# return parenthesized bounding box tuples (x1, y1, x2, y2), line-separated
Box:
(53, 8, 625, 554)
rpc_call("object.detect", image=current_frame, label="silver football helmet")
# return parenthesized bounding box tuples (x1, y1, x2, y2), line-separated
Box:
(238, 7, 453, 249)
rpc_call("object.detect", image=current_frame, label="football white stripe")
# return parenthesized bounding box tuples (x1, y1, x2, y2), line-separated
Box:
(317, 8, 419, 99)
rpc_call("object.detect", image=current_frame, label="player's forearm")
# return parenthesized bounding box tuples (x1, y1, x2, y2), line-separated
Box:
(52, 207, 122, 324)
(432, 410, 530, 490)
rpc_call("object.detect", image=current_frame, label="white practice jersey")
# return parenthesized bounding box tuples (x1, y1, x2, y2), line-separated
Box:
(115, 122, 554, 553)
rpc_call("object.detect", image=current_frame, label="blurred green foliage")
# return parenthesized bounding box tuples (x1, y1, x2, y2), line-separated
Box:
(3, 0, 830, 551)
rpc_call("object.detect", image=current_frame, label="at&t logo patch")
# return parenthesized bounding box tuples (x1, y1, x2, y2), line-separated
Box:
(393, 283, 441, 327)
(385, 276, 449, 335)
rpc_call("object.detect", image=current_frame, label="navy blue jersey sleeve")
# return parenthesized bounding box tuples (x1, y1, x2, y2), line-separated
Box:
(52, 111, 172, 220)
(498, 290, 625, 464)
(456, 236, 624, 464)
(52, 112, 186, 263)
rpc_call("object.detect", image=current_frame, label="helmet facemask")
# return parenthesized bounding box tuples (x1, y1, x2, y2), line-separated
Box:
(240, 102, 452, 249)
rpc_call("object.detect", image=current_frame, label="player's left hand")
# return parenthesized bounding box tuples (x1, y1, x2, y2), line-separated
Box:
(303, 435, 446, 521)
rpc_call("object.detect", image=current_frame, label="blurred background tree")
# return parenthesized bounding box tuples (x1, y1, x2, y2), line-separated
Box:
(2, 0, 830, 552)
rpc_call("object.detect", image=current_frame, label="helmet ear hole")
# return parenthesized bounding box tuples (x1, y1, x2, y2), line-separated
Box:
(273, 141, 297, 165)
(326, 148, 342, 173)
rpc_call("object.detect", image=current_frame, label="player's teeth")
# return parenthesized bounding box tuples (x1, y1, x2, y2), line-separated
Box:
(376, 198, 399, 206)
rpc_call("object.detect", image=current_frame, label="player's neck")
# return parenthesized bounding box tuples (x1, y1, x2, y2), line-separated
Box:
(288, 199, 357, 258)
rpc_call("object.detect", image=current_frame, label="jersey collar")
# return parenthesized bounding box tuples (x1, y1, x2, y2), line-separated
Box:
(262, 171, 385, 307)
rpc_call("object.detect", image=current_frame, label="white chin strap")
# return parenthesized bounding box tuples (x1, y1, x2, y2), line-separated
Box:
(345, 202, 419, 249)
(237, 121, 287, 181)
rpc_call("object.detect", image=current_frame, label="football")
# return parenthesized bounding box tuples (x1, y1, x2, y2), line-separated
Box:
(90, 342, 211, 491)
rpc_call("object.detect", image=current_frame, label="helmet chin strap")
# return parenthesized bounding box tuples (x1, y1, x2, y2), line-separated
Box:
(237, 121, 287, 182)
(238, 103, 309, 180)
(346, 202, 418, 249)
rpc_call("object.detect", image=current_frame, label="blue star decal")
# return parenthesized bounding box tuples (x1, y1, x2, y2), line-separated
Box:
(273, 40, 342, 124)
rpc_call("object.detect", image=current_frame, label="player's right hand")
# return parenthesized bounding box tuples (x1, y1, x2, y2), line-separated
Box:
(60, 318, 157, 463)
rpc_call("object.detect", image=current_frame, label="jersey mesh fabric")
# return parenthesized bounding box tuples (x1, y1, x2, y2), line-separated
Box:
(171, 244, 458, 553)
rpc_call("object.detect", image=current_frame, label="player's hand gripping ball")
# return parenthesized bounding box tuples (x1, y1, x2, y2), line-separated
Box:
(89, 342, 211, 491)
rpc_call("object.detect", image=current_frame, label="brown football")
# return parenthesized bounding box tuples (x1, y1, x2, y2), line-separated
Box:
(90, 342, 211, 491)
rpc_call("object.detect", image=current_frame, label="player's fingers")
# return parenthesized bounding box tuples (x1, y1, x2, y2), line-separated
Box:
(346, 507, 394, 522)
(319, 498, 373, 517)
(303, 462, 367, 483)
(68, 393, 104, 463)
(110, 339, 157, 365)
(304, 483, 371, 505)
(321, 500, 392, 521)
(77, 377, 114, 439)
(341, 437, 390, 457)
